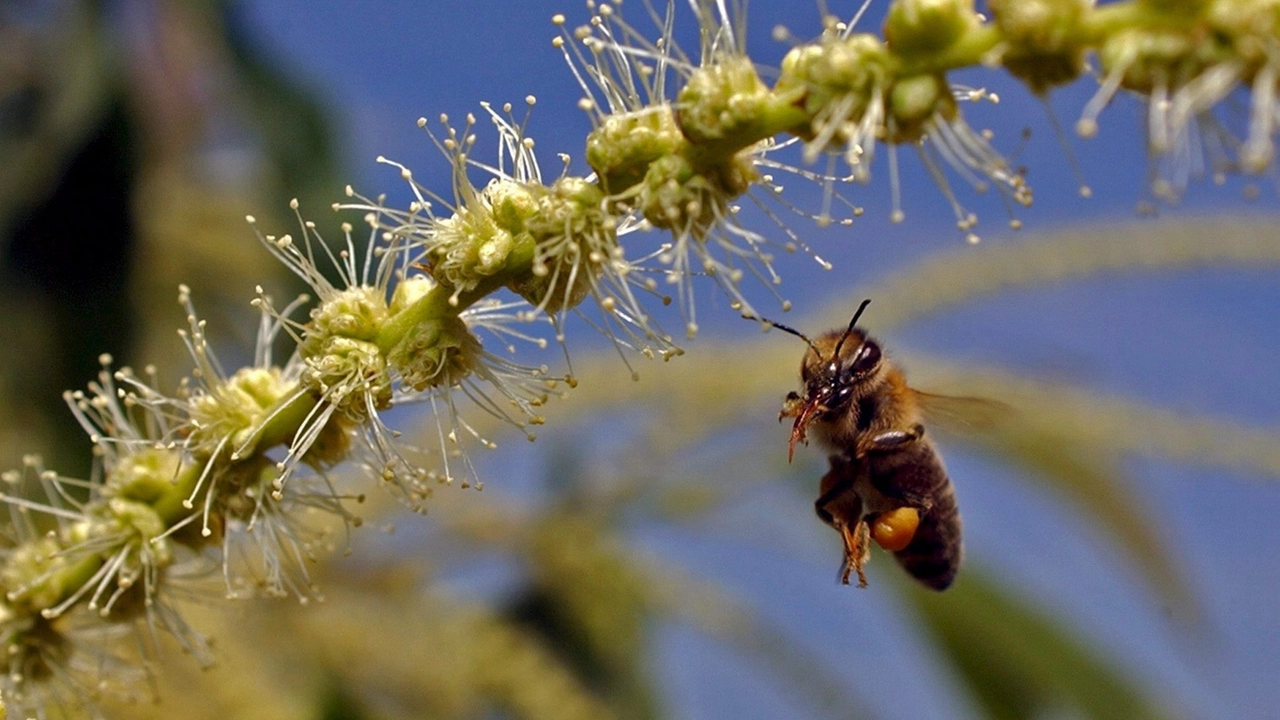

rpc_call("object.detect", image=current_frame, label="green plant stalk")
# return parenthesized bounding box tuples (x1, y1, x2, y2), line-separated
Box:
(10, 222, 541, 621)
(27, 389, 328, 615)
(1084, 0, 1186, 40)
(681, 97, 813, 169)
(377, 243, 538, 356)
(591, 0, 1177, 200)
(898, 23, 1004, 76)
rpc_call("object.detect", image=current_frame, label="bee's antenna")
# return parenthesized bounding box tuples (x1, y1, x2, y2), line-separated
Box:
(742, 313, 820, 355)
(831, 299, 872, 359)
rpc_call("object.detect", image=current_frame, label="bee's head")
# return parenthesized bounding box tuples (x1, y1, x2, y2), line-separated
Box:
(799, 327, 882, 413)
(765, 300, 879, 461)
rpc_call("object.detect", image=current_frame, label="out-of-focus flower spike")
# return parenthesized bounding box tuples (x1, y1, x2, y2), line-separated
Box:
(1071, 2, 1280, 200)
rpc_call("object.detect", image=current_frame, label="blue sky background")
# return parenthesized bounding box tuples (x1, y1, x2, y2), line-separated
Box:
(234, 2, 1280, 718)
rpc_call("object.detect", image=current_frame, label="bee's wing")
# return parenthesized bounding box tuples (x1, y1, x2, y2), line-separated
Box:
(910, 390, 1012, 437)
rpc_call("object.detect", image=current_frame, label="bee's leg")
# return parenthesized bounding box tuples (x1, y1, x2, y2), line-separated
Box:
(814, 497, 835, 526)
(863, 423, 925, 454)
(838, 519, 871, 587)
(814, 482, 847, 525)
(815, 455, 858, 526)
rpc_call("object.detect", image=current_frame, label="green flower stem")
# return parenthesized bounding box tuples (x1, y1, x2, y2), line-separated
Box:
(682, 95, 813, 169)
(152, 462, 212, 527)
(376, 236, 537, 356)
(1084, 1, 1179, 39)
(241, 390, 324, 457)
(37, 553, 104, 617)
(897, 23, 1004, 76)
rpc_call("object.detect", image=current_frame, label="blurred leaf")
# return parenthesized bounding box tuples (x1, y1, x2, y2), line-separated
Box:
(984, 430, 1192, 615)
(904, 569, 1167, 720)
(912, 362, 1280, 479)
(855, 218, 1280, 333)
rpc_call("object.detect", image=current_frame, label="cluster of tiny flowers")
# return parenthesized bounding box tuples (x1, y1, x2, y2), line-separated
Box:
(0, 203, 569, 712)
(175, 286, 359, 599)
(250, 201, 565, 497)
(0, 374, 210, 717)
(775, 8, 1031, 241)
(334, 0, 1280, 343)
(557, 2, 855, 333)
(341, 101, 683, 370)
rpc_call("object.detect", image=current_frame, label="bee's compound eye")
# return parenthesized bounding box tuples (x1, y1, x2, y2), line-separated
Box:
(871, 507, 919, 552)
(851, 341, 881, 374)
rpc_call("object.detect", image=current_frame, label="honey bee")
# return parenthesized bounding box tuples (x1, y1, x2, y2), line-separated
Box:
(771, 299, 963, 591)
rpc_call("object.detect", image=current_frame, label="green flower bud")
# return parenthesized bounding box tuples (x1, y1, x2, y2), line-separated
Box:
(676, 56, 772, 144)
(776, 33, 895, 160)
(525, 177, 608, 239)
(106, 447, 183, 503)
(189, 367, 294, 455)
(887, 74, 955, 142)
(884, 0, 980, 57)
(509, 177, 618, 314)
(303, 335, 393, 418)
(386, 313, 478, 392)
(1, 536, 68, 611)
(429, 180, 537, 291)
(777, 33, 889, 140)
(105, 498, 171, 566)
(488, 178, 540, 234)
(389, 275, 435, 315)
(298, 285, 396, 422)
(302, 286, 390, 353)
(639, 151, 757, 239)
(586, 106, 683, 195)
(988, 0, 1092, 93)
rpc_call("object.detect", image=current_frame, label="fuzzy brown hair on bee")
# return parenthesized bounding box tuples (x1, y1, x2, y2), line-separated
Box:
(767, 299, 963, 591)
